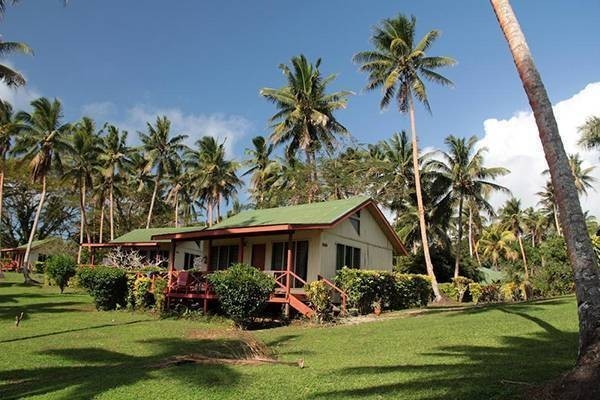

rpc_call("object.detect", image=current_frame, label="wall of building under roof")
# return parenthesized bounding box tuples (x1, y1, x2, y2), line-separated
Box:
(172, 240, 203, 269)
(320, 207, 394, 279)
(205, 230, 322, 281)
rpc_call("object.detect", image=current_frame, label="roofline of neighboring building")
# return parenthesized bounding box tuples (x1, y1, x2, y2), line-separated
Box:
(81, 242, 164, 248)
(151, 198, 408, 255)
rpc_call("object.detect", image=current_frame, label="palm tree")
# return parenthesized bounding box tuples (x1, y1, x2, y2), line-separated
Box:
(13, 98, 71, 281)
(99, 125, 130, 240)
(186, 136, 241, 226)
(432, 135, 509, 278)
(0, 38, 33, 87)
(0, 100, 23, 247)
(138, 116, 187, 229)
(499, 198, 529, 280)
(536, 180, 561, 235)
(260, 55, 350, 191)
(568, 154, 596, 196)
(524, 207, 547, 248)
(63, 117, 101, 263)
(244, 136, 280, 208)
(354, 14, 455, 301)
(476, 224, 518, 269)
(578, 116, 600, 153)
(491, 0, 600, 372)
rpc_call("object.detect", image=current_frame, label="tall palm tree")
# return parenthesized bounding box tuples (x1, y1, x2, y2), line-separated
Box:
(523, 207, 548, 248)
(568, 153, 596, 196)
(13, 98, 71, 281)
(491, 0, 600, 372)
(0, 100, 23, 247)
(244, 136, 280, 208)
(260, 55, 350, 190)
(354, 14, 455, 301)
(432, 135, 509, 278)
(138, 116, 187, 229)
(186, 136, 241, 226)
(476, 224, 518, 269)
(99, 125, 130, 240)
(578, 116, 600, 153)
(536, 180, 561, 235)
(63, 117, 101, 263)
(499, 198, 529, 280)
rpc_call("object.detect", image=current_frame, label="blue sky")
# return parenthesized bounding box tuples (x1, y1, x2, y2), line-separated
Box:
(2, 1, 600, 214)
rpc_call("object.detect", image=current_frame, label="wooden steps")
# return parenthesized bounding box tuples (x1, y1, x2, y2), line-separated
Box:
(268, 292, 314, 318)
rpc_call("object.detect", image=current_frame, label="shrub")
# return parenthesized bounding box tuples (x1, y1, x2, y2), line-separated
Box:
(77, 266, 128, 310)
(45, 254, 77, 293)
(478, 283, 501, 303)
(207, 263, 275, 328)
(394, 246, 483, 282)
(304, 280, 333, 322)
(438, 283, 458, 301)
(500, 282, 521, 302)
(153, 277, 168, 313)
(335, 268, 432, 314)
(133, 277, 154, 309)
(468, 283, 483, 304)
(452, 277, 474, 302)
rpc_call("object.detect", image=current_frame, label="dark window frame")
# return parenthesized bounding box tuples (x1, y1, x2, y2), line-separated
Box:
(335, 244, 361, 270)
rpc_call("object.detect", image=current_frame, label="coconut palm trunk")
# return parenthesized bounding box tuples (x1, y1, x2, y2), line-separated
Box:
(174, 196, 179, 227)
(552, 203, 561, 236)
(99, 200, 104, 243)
(454, 194, 465, 279)
(77, 181, 91, 264)
(408, 95, 441, 300)
(146, 175, 160, 229)
(517, 232, 529, 280)
(491, 0, 600, 379)
(23, 176, 47, 283)
(109, 182, 115, 241)
(468, 207, 473, 257)
(207, 201, 213, 227)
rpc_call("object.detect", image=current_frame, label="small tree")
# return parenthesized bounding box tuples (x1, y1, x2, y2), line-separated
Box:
(45, 254, 77, 293)
(207, 263, 275, 328)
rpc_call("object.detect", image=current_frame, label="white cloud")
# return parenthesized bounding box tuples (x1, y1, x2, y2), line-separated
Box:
(81, 101, 116, 121)
(0, 60, 40, 109)
(114, 105, 253, 157)
(478, 82, 600, 217)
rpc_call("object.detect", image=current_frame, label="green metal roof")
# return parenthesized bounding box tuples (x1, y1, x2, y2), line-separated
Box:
(208, 196, 371, 230)
(110, 227, 205, 244)
(16, 237, 60, 250)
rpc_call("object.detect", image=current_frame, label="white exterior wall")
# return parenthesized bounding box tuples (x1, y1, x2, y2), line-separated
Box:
(320, 209, 394, 279)
(171, 240, 204, 270)
(199, 208, 395, 282)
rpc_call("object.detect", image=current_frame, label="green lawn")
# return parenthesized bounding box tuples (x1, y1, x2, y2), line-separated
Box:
(0, 272, 578, 400)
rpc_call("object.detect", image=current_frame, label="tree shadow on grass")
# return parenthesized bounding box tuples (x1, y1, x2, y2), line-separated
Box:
(311, 305, 578, 400)
(0, 337, 253, 399)
(0, 299, 88, 321)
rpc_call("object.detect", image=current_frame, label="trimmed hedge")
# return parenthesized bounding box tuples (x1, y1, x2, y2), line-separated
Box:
(208, 263, 276, 328)
(334, 267, 432, 314)
(77, 266, 128, 310)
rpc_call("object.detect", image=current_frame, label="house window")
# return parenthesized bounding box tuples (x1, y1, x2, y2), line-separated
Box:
(209, 245, 239, 270)
(271, 240, 309, 285)
(336, 244, 361, 270)
(183, 253, 196, 270)
(349, 211, 361, 235)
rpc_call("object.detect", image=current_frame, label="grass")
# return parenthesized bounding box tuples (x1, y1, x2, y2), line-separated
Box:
(0, 272, 578, 399)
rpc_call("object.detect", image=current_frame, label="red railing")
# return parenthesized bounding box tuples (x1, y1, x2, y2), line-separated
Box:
(166, 270, 213, 295)
(317, 274, 348, 315)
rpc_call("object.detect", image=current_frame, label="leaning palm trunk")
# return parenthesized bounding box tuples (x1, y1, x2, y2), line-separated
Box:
(408, 95, 441, 301)
(468, 208, 473, 258)
(146, 176, 160, 229)
(492, 0, 600, 391)
(553, 202, 561, 236)
(454, 195, 464, 279)
(23, 176, 47, 283)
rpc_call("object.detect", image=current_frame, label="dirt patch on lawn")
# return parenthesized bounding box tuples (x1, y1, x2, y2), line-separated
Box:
(155, 329, 304, 369)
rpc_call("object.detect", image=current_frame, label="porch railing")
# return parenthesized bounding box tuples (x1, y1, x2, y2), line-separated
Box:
(317, 274, 348, 315)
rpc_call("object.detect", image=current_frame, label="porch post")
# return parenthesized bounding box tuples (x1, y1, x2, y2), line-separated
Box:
(90, 247, 96, 266)
(167, 240, 176, 289)
(286, 231, 294, 298)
